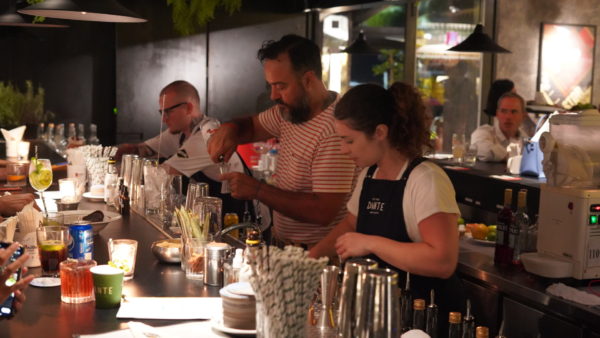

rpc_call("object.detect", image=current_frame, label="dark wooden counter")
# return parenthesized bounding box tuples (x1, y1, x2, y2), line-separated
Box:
(0, 201, 224, 338)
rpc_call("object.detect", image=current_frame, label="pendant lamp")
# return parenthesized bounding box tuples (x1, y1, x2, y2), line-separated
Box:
(447, 24, 510, 53)
(0, 0, 68, 27)
(18, 0, 147, 23)
(342, 30, 379, 54)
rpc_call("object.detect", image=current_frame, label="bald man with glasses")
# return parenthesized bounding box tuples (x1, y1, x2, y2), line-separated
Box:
(116, 81, 247, 209)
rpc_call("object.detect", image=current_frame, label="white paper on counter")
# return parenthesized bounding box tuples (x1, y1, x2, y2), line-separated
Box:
(78, 321, 230, 338)
(116, 297, 222, 320)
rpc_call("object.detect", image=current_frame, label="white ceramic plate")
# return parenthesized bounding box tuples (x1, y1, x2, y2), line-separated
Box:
(30, 277, 61, 287)
(468, 237, 495, 246)
(211, 313, 256, 337)
(61, 209, 121, 234)
(82, 192, 104, 202)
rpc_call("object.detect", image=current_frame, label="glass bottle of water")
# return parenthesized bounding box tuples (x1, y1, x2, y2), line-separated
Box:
(104, 157, 119, 207)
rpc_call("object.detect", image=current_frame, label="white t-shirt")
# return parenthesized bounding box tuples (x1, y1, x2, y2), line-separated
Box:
(144, 116, 244, 180)
(347, 161, 460, 242)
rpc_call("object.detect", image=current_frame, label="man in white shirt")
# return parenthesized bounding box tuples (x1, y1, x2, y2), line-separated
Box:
(117, 81, 247, 214)
(470, 92, 531, 162)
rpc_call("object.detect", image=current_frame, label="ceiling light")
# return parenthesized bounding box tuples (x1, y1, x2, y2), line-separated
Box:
(0, 0, 68, 27)
(447, 24, 511, 53)
(18, 0, 147, 23)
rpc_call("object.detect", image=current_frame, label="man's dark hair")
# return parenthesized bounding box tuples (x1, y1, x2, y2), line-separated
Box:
(257, 34, 322, 80)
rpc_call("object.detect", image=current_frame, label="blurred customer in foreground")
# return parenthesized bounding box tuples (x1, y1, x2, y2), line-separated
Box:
(0, 242, 34, 318)
(116, 80, 248, 213)
(0, 194, 36, 218)
(309, 82, 464, 336)
(471, 92, 531, 162)
(208, 35, 357, 247)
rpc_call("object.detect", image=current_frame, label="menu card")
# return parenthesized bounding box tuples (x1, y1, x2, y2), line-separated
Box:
(116, 297, 222, 320)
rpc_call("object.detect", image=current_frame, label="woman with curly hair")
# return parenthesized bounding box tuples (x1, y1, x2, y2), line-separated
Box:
(310, 82, 465, 333)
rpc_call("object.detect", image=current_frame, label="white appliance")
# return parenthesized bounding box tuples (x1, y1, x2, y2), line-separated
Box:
(522, 109, 600, 279)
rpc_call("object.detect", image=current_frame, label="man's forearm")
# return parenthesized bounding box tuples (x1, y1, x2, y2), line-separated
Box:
(255, 182, 347, 226)
(225, 116, 272, 145)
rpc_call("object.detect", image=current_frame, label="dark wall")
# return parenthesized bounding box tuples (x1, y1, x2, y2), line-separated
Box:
(115, 1, 305, 144)
(0, 18, 115, 143)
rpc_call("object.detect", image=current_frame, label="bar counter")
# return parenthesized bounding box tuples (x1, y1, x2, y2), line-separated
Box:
(0, 200, 231, 338)
(458, 239, 600, 337)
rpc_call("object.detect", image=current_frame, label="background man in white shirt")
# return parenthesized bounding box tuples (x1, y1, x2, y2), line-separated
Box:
(471, 92, 531, 162)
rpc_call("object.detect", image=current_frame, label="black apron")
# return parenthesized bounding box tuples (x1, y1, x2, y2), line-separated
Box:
(356, 157, 465, 334)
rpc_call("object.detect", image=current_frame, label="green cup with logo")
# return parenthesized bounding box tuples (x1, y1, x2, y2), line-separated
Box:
(91, 265, 124, 309)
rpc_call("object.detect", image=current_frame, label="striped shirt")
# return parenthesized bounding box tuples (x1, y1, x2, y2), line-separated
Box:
(258, 93, 358, 244)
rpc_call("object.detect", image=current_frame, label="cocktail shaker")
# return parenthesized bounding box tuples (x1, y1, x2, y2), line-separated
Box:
(203, 242, 231, 286)
(316, 265, 340, 329)
(337, 258, 378, 337)
(356, 268, 400, 338)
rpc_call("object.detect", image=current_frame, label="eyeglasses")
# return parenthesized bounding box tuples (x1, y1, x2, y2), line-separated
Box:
(158, 102, 187, 116)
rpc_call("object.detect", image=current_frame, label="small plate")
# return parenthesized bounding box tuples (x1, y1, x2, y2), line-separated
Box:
(211, 313, 256, 337)
(83, 192, 104, 202)
(61, 209, 122, 234)
(30, 277, 61, 287)
(468, 237, 495, 246)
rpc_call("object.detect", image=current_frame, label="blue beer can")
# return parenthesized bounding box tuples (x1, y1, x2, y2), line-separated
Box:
(68, 221, 94, 260)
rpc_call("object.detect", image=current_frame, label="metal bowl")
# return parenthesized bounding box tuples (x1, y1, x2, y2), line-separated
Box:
(151, 239, 182, 264)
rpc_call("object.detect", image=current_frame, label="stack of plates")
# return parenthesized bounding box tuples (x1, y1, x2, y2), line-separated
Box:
(219, 282, 256, 331)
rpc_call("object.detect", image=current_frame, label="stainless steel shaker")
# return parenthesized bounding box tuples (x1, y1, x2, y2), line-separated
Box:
(203, 242, 231, 286)
(337, 258, 378, 337)
(355, 268, 400, 338)
(120, 154, 137, 188)
(316, 265, 340, 330)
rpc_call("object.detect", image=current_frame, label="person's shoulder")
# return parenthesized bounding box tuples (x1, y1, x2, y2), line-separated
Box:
(411, 160, 449, 181)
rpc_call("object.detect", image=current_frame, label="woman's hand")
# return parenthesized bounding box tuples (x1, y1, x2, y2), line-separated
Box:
(335, 232, 373, 260)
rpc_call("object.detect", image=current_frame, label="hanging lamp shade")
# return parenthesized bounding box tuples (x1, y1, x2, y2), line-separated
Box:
(342, 30, 379, 54)
(18, 0, 147, 23)
(447, 24, 510, 53)
(0, 0, 68, 27)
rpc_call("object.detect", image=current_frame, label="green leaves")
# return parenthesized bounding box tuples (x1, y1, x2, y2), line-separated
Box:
(0, 81, 49, 127)
(166, 0, 242, 36)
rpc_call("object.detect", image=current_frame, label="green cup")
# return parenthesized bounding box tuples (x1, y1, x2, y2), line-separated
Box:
(91, 265, 124, 309)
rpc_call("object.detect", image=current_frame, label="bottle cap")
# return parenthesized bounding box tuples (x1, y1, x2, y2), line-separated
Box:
(449, 311, 462, 324)
(476, 326, 489, 338)
(413, 298, 425, 310)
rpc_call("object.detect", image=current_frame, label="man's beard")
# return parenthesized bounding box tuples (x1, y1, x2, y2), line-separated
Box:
(276, 89, 311, 124)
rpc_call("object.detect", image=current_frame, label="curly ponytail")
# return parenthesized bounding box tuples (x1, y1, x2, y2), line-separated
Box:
(335, 82, 431, 160)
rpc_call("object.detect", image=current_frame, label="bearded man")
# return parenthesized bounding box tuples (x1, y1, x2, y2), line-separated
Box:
(208, 35, 357, 247)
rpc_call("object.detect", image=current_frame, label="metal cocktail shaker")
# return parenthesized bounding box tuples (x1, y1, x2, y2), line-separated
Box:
(337, 258, 378, 337)
(203, 242, 231, 286)
(355, 268, 400, 338)
(316, 265, 340, 330)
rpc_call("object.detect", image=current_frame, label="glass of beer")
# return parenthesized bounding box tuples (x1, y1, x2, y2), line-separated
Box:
(37, 226, 70, 277)
(60, 259, 97, 303)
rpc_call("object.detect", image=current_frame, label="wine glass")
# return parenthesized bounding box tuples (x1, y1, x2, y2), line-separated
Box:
(29, 158, 53, 216)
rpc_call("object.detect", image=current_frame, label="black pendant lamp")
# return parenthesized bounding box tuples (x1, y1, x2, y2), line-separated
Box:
(342, 30, 379, 54)
(447, 24, 510, 53)
(0, 0, 68, 27)
(18, 0, 147, 23)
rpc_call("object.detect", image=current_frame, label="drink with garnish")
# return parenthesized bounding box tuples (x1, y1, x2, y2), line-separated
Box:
(29, 157, 53, 214)
(36, 226, 70, 277)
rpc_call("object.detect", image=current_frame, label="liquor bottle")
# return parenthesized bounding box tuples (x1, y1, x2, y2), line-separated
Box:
(494, 188, 514, 265)
(400, 272, 413, 332)
(475, 326, 489, 338)
(46, 123, 56, 149)
(77, 123, 86, 143)
(104, 157, 119, 207)
(88, 124, 100, 145)
(425, 289, 438, 338)
(37, 123, 45, 140)
(412, 299, 426, 330)
(448, 312, 462, 338)
(511, 189, 529, 266)
(462, 299, 475, 338)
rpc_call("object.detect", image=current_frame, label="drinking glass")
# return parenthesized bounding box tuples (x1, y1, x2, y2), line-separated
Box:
(464, 143, 478, 166)
(185, 182, 209, 210)
(36, 226, 70, 277)
(452, 133, 466, 163)
(160, 174, 183, 227)
(6, 162, 27, 186)
(29, 158, 53, 215)
(143, 159, 161, 215)
(219, 162, 231, 194)
(183, 238, 208, 280)
(60, 259, 96, 304)
(108, 239, 138, 281)
(193, 196, 223, 235)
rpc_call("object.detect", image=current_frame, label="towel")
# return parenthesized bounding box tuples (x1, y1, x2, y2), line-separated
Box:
(546, 282, 600, 306)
